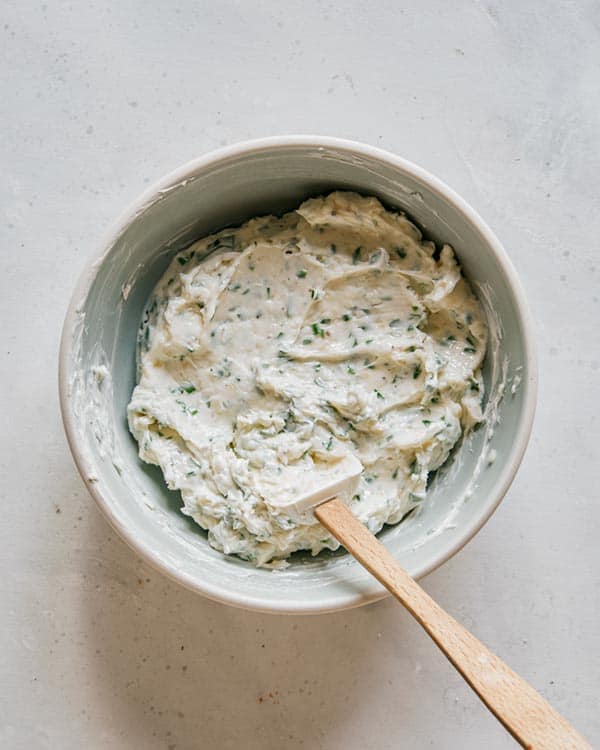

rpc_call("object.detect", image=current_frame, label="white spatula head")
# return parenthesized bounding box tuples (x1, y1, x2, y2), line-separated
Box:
(261, 453, 363, 516)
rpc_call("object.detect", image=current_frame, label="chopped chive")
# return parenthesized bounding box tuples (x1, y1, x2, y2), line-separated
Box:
(413, 363, 422, 379)
(302, 338, 312, 345)
(392, 467, 399, 479)
(395, 247, 407, 259)
(342, 313, 352, 321)
(422, 419, 431, 425)
(325, 437, 333, 451)
(375, 389, 384, 400)
(347, 365, 356, 375)
(389, 318, 402, 328)
(297, 269, 308, 278)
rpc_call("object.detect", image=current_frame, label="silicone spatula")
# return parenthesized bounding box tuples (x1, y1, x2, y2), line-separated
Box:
(278, 457, 591, 750)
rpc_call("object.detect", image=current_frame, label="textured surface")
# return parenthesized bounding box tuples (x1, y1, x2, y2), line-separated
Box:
(1, 1, 599, 748)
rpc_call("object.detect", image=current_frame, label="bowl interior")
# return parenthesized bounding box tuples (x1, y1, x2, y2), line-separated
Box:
(62, 140, 533, 612)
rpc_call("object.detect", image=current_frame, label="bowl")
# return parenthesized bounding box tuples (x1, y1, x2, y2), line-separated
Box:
(59, 136, 537, 614)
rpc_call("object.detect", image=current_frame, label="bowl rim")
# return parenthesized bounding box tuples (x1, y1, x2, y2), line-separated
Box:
(59, 135, 538, 614)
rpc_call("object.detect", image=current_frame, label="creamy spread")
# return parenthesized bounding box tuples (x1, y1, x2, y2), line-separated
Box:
(128, 192, 487, 567)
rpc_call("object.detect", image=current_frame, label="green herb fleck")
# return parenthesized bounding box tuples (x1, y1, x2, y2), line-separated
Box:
(297, 269, 308, 278)
(375, 389, 384, 400)
(395, 247, 407, 259)
(389, 318, 402, 328)
(352, 246, 362, 264)
(342, 313, 352, 321)
(302, 338, 313, 345)
(413, 363, 422, 379)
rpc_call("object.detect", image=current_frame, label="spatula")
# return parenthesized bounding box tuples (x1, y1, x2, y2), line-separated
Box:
(277, 456, 591, 750)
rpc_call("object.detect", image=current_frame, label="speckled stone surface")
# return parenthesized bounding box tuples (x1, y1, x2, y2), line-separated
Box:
(1, 2, 599, 748)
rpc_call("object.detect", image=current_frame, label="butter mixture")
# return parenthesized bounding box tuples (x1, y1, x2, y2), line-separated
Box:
(128, 193, 487, 566)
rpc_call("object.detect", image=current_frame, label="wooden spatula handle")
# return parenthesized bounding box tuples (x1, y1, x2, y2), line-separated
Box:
(315, 497, 591, 750)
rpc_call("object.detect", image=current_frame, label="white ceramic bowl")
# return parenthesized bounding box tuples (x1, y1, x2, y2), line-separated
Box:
(59, 136, 537, 614)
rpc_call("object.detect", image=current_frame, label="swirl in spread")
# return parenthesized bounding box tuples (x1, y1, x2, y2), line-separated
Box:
(128, 192, 487, 567)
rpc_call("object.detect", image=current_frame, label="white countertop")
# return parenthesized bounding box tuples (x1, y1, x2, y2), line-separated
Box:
(2, 2, 599, 748)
